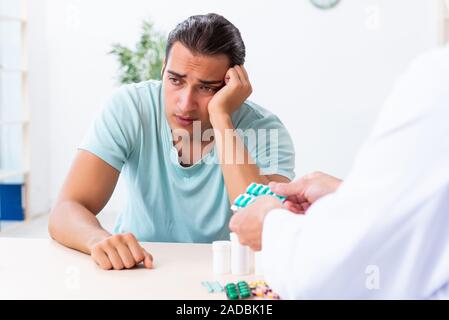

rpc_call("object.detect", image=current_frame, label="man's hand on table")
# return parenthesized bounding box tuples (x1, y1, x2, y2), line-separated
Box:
(88, 233, 153, 270)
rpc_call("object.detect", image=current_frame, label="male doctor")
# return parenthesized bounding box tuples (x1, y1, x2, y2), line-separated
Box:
(229, 45, 449, 299)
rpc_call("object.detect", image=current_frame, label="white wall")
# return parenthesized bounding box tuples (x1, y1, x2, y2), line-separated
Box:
(27, 0, 440, 216)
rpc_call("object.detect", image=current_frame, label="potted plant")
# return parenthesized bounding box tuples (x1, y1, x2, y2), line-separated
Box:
(109, 19, 166, 84)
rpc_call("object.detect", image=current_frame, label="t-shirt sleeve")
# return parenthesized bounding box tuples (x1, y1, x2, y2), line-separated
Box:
(238, 106, 296, 181)
(79, 85, 141, 172)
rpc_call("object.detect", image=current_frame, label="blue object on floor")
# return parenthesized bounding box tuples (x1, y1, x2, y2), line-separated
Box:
(0, 183, 24, 221)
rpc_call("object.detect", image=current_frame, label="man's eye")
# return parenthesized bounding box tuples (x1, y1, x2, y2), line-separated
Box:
(169, 77, 181, 85)
(200, 86, 218, 93)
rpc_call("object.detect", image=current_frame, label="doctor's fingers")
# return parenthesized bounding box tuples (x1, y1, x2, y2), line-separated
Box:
(269, 179, 308, 198)
(283, 200, 305, 214)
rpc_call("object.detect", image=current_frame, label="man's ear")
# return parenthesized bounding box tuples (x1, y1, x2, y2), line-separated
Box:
(160, 58, 166, 78)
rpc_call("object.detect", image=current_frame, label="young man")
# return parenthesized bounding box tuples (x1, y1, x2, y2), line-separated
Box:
(230, 45, 449, 299)
(49, 13, 295, 270)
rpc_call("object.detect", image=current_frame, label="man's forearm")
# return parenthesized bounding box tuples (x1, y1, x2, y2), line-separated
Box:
(210, 113, 270, 201)
(49, 200, 111, 255)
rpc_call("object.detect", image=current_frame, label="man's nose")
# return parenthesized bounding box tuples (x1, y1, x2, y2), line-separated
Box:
(178, 88, 197, 112)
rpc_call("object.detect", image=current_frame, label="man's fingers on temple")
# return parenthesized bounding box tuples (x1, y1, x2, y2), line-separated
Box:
(234, 65, 247, 84)
(240, 65, 249, 81)
(228, 67, 241, 83)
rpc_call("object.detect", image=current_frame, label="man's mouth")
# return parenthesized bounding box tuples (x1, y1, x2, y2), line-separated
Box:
(175, 115, 198, 126)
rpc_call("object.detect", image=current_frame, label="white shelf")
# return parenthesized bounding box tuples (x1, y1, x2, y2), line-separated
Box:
(0, 170, 29, 181)
(0, 66, 28, 73)
(0, 120, 30, 126)
(0, 15, 27, 24)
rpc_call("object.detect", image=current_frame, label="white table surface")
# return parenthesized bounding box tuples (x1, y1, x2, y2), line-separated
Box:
(0, 237, 262, 299)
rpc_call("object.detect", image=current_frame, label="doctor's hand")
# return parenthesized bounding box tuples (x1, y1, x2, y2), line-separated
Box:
(269, 172, 342, 214)
(229, 196, 282, 251)
(208, 65, 252, 119)
(89, 233, 153, 270)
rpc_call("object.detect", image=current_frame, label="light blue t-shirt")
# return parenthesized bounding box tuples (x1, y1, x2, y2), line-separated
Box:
(80, 80, 295, 243)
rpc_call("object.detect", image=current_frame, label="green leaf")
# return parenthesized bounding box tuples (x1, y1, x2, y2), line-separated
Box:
(109, 18, 166, 85)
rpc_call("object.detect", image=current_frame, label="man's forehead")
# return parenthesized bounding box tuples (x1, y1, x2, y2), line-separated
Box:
(167, 42, 229, 81)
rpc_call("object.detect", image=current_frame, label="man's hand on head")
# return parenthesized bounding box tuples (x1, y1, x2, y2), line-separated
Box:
(207, 65, 252, 122)
(229, 195, 282, 251)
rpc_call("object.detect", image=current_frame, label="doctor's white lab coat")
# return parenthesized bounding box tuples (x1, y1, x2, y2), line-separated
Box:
(261, 46, 449, 299)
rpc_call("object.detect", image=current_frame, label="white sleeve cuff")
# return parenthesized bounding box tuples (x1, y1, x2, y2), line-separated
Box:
(262, 208, 306, 252)
(261, 209, 306, 297)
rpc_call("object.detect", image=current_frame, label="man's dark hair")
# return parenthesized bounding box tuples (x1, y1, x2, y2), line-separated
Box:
(165, 13, 245, 67)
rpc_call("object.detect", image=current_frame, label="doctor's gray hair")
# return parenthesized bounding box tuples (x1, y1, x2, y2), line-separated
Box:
(165, 13, 246, 67)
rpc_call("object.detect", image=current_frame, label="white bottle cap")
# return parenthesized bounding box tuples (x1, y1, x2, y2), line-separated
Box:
(212, 240, 231, 274)
(254, 250, 264, 276)
(230, 232, 250, 275)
